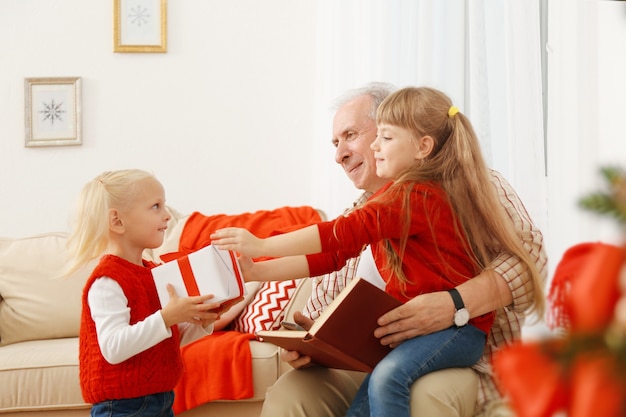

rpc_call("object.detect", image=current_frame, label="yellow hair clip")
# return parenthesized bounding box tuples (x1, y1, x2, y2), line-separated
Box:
(448, 106, 459, 118)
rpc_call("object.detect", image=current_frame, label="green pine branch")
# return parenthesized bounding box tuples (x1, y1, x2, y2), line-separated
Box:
(579, 166, 626, 224)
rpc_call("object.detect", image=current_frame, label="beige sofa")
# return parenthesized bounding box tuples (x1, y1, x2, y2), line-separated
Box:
(0, 207, 312, 417)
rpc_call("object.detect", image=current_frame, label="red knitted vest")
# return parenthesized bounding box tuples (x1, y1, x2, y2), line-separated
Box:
(79, 255, 183, 403)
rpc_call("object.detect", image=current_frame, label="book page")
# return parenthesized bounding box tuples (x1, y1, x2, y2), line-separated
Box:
(355, 245, 386, 290)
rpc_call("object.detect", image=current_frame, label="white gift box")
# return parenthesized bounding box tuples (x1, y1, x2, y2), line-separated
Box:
(151, 245, 246, 308)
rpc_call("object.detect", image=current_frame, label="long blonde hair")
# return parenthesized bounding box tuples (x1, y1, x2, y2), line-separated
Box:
(374, 87, 545, 316)
(65, 169, 156, 277)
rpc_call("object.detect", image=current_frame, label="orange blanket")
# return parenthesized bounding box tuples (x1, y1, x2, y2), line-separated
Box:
(179, 205, 322, 252)
(170, 206, 322, 413)
(173, 331, 256, 414)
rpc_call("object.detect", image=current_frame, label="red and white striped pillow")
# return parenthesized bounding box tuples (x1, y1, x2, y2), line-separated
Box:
(232, 279, 301, 334)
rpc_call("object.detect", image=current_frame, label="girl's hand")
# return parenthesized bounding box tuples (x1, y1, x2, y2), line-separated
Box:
(160, 284, 223, 328)
(210, 227, 264, 257)
(236, 254, 256, 281)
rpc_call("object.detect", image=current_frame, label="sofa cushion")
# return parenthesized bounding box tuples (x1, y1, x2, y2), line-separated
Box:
(0, 337, 281, 413)
(0, 338, 88, 412)
(0, 233, 94, 346)
(281, 276, 313, 323)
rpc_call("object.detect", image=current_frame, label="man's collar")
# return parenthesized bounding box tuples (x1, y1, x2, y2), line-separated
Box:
(353, 191, 373, 208)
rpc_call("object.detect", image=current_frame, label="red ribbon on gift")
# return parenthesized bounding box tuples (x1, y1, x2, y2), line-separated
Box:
(177, 255, 201, 297)
(227, 250, 244, 296)
(174, 246, 244, 299)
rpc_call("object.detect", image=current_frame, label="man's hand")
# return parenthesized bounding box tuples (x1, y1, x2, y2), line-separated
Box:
(374, 291, 455, 348)
(279, 311, 316, 369)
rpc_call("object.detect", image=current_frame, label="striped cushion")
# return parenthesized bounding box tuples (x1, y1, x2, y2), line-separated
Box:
(233, 279, 301, 334)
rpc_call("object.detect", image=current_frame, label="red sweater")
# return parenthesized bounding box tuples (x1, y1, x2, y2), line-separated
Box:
(79, 255, 183, 403)
(307, 181, 494, 334)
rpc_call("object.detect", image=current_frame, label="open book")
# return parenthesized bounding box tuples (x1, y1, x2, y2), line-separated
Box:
(151, 245, 246, 308)
(256, 277, 402, 373)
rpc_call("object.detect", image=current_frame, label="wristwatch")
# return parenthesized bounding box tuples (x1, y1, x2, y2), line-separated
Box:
(447, 288, 470, 327)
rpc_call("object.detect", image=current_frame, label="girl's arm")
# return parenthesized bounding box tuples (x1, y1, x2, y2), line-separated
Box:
(92, 279, 223, 363)
(211, 225, 322, 258)
(243, 255, 311, 282)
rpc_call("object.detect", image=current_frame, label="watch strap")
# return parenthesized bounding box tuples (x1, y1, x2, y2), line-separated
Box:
(447, 288, 465, 311)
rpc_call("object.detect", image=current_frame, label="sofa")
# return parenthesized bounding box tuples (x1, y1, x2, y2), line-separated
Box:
(0, 206, 317, 417)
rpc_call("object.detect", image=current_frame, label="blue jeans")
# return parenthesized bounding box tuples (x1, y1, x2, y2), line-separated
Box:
(345, 325, 486, 417)
(90, 391, 175, 417)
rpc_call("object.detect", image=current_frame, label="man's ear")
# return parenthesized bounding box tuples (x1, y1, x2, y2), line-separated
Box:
(415, 135, 435, 160)
(109, 209, 124, 233)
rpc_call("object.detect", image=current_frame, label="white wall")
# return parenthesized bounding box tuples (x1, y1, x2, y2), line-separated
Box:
(2, 0, 626, 283)
(0, 0, 317, 237)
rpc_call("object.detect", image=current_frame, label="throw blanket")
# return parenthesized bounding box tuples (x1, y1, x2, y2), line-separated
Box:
(173, 331, 256, 414)
(179, 205, 322, 252)
(169, 206, 322, 413)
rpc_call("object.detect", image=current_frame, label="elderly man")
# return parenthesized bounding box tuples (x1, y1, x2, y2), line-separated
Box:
(260, 82, 547, 417)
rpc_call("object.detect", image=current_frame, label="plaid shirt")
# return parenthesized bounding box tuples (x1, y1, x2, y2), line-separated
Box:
(302, 170, 548, 415)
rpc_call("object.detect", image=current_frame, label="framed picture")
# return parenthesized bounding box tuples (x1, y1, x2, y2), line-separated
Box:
(114, 0, 167, 53)
(24, 77, 82, 148)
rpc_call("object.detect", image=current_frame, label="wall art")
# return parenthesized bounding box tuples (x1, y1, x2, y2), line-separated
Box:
(114, 0, 167, 52)
(24, 77, 82, 147)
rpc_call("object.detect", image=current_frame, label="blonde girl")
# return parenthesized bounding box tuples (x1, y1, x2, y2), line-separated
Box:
(212, 87, 544, 417)
(67, 169, 221, 417)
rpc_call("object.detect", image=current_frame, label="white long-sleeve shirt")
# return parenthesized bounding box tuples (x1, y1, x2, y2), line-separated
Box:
(88, 277, 213, 365)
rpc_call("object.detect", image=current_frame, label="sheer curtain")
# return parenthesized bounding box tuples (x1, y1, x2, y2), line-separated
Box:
(545, 1, 626, 271)
(310, 0, 547, 235)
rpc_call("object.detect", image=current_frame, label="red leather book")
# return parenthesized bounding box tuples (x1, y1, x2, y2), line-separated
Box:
(256, 277, 401, 373)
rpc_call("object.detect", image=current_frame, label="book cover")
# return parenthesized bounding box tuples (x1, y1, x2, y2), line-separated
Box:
(151, 245, 246, 308)
(256, 277, 402, 372)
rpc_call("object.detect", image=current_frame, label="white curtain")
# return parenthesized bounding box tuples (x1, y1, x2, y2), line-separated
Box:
(545, 1, 626, 261)
(310, 0, 547, 236)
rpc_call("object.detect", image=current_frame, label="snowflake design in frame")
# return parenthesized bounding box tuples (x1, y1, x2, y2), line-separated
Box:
(39, 98, 66, 126)
(128, 4, 150, 27)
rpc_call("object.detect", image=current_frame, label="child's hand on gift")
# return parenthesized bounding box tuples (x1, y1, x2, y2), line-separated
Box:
(160, 284, 222, 328)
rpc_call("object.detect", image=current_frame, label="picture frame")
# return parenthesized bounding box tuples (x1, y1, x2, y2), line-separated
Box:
(114, 0, 167, 53)
(24, 77, 82, 148)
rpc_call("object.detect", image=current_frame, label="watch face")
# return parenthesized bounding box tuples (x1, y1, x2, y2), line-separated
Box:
(454, 308, 470, 326)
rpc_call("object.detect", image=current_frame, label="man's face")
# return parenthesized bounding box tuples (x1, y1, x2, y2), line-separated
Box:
(331, 95, 390, 193)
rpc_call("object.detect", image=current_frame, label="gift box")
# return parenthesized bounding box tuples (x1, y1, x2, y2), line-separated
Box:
(152, 245, 246, 308)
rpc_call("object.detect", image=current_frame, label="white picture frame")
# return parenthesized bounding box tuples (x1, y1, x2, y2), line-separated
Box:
(114, 0, 167, 53)
(24, 77, 82, 148)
